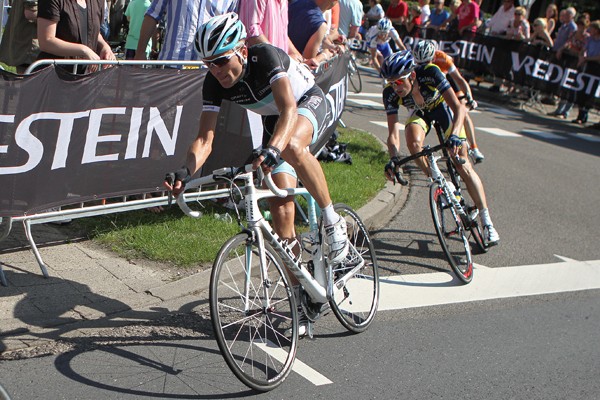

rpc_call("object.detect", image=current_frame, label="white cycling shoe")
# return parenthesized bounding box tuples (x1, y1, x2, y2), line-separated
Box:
(324, 216, 349, 264)
(485, 225, 500, 246)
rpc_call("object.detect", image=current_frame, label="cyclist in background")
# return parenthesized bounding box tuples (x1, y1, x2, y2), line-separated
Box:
(413, 40, 485, 163)
(381, 50, 499, 245)
(164, 13, 350, 335)
(365, 17, 406, 72)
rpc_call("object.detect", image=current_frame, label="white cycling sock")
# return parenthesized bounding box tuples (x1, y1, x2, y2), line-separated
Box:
(321, 203, 338, 226)
(480, 208, 493, 227)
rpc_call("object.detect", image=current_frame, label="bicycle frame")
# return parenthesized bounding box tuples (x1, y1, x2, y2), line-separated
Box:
(177, 167, 365, 308)
(427, 152, 468, 219)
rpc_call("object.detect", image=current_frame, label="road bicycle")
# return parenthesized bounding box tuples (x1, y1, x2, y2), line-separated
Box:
(172, 165, 379, 391)
(396, 139, 487, 284)
(347, 39, 371, 93)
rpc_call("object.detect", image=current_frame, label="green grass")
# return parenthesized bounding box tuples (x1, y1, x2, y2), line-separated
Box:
(75, 127, 387, 268)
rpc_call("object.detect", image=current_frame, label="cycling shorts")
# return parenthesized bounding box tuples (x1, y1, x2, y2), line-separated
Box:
(262, 85, 333, 179)
(406, 102, 466, 140)
(377, 42, 392, 59)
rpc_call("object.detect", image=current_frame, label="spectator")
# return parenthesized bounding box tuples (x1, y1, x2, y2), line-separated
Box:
(324, 1, 342, 43)
(505, 6, 529, 40)
(238, 0, 302, 61)
(485, 0, 514, 36)
(338, 0, 363, 39)
(549, 16, 589, 119)
(134, 0, 239, 63)
(440, 0, 461, 33)
(418, 0, 431, 26)
(571, 20, 600, 125)
(123, 0, 151, 59)
(528, 18, 553, 47)
(365, 0, 385, 26)
(386, 0, 407, 26)
(37, 0, 116, 73)
(0, 0, 40, 74)
(444, 0, 479, 37)
(288, 0, 339, 67)
(552, 7, 577, 52)
(109, 0, 127, 41)
(544, 3, 558, 36)
(404, 3, 422, 38)
(426, 0, 450, 30)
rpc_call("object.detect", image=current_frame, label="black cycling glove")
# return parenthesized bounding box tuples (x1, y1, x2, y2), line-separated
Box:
(258, 145, 281, 168)
(445, 134, 463, 149)
(385, 157, 408, 186)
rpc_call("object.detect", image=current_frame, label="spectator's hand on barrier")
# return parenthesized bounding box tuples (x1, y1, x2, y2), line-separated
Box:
(164, 166, 191, 198)
(252, 146, 281, 175)
(305, 57, 320, 70)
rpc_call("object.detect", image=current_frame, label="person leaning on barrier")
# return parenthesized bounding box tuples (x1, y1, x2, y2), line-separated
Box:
(484, 0, 514, 36)
(380, 50, 499, 245)
(424, 0, 450, 31)
(528, 18, 553, 48)
(413, 40, 485, 163)
(570, 20, 600, 126)
(337, 0, 364, 40)
(37, 0, 116, 73)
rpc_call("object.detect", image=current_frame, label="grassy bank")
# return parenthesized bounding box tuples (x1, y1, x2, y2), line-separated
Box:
(75, 127, 387, 268)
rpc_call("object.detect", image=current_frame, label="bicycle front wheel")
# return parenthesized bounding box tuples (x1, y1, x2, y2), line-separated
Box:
(429, 185, 474, 284)
(329, 204, 379, 333)
(348, 57, 362, 93)
(210, 233, 298, 392)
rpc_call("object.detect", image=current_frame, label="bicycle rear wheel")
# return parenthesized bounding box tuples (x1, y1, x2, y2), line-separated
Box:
(328, 204, 379, 333)
(348, 57, 362, 94)
(210, 233, 298, 392)
(429, 184, 474, 284)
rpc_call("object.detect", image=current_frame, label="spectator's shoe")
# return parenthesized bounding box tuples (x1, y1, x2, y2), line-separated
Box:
(469, 148, 485, 164)
(484, 225, 500, 246)
(325, 216, 349, 264)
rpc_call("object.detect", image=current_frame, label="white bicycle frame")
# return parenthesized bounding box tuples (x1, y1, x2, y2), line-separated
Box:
(176, 166, 365, 306)
(427, 152, 473, 221)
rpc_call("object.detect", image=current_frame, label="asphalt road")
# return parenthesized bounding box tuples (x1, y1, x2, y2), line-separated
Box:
(0, 69, 599, 399)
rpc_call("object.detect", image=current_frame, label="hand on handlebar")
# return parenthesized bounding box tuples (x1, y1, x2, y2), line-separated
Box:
(445, 135, 466, 162)
(252, 145, 281, 174)
(384, 157, 408, 186)
(164, 166, 191, 199)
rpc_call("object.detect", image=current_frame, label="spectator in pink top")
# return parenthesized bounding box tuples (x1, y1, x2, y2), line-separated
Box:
(457, 0, 479, 35)
(239, 0, 303, 62)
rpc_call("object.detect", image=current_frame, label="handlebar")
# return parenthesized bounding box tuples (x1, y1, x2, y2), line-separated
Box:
(173, 164, 288, 218)
(396, 143, 465, 167)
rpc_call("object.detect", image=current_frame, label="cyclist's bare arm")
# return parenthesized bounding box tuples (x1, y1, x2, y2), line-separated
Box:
(386, 113, 403, 158)
(448, 69, 474, 103)
(442, 88, 466, 139)
(165, 111, 218, 196)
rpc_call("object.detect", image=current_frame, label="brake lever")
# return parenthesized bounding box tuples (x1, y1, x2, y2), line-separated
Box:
(165, 172, 175, 206)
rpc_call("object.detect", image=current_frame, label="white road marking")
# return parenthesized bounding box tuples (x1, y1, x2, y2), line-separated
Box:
(479, 127, 522, 137)
(377, 258, 600, 311)
(476, 101, 521, 116)
(254, 340, 333, 386)
(370, 120, 403, 130)
(346, 98, 383, 108)
(347, 92, 383, 98)
(575, 133, 600, 143)
(521, 130, 566, 140)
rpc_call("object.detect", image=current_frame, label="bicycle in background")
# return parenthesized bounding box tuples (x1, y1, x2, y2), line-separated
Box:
(172, 165, 380, 391)
(395, 133, 487, 284)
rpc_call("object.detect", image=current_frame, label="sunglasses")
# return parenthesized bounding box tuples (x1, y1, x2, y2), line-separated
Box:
(203, 52, 236, 68)
(514, 12, 523, 16)
(386, 75, 411, 86)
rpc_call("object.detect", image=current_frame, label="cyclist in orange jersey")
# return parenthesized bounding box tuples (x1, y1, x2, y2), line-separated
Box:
(413, 40, 485, 163)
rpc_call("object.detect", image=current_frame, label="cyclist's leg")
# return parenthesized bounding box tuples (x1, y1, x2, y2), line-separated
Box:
(404, 114, 429, 176)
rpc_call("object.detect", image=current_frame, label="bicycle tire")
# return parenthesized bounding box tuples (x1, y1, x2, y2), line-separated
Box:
(429, 184, 474, 284)
(0, 383, 11, 400)
(348, 57, 362, 94)
(210, 233, 298, 392)
(328, 203, 379, 332)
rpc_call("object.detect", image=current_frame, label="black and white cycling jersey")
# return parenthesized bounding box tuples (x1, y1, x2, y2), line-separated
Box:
(202, 43, 316, 116)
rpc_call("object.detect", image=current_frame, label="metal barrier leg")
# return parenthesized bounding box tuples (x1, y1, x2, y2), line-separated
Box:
(0, 264, 7, 286)
(22, 219, 50, 278)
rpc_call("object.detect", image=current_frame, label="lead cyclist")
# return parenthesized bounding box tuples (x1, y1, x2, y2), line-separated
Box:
(380, 50, 499, 245)
(164, 13, 350, 336)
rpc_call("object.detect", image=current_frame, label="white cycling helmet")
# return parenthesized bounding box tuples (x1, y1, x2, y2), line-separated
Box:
(194, 12, 247, 59)
(377, 18, 393, 33)
(413, 40, 437, 65)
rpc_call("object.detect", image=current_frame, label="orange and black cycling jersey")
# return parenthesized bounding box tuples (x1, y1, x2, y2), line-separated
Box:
(431, 50, 456, 75)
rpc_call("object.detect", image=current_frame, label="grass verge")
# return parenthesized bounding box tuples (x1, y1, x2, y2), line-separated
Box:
(74, 127, 387, 268)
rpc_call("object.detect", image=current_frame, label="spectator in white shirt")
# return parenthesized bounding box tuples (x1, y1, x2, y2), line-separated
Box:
(418, 0, 431, 25)
(486, 0, 515, 36)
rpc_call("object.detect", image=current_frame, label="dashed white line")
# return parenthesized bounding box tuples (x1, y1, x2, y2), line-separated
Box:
(521, 130, 566, 140)
(479, 127, 522, 137)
